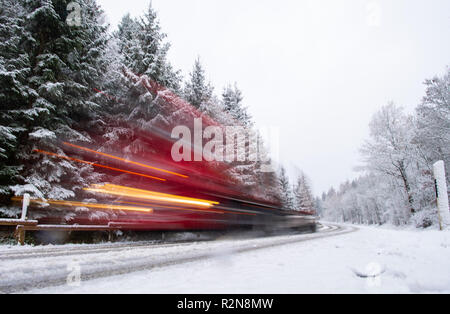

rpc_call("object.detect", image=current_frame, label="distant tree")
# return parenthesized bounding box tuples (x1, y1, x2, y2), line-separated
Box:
(327, 187, 337, 199)
(314, 196, 323, 217)
(294, 173, 315, 212)
(222, 83, 252, 126)
(278, 167, 294, 210)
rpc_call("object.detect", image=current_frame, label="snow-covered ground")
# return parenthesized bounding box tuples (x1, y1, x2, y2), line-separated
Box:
(2, 224, 450, 294)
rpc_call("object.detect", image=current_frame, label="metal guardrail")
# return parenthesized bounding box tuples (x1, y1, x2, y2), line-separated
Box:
(1, 195, 119, 245)
(0, 221, 117, 245)
(0, 219, 38, 226)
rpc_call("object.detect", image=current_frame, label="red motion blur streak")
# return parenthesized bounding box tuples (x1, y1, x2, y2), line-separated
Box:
(63, 142, 189, 179)
(33, 149, 167, 182)
(86, 184, 256, 216)
(113, 70, 255, 197)
(25, 69, 307, 231)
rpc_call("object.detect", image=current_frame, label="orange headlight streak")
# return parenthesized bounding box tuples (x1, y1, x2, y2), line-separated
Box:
(63, 142, 189, 179)
(11, 197, 153, 213)
(33, 149, 166, 182)
(112, 200, 226, 214)
(85, 184, 219, 208)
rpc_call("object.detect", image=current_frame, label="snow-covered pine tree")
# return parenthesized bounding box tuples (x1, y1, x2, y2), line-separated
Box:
(98, 4, 183, 156)
(257, 165, 282, 204)
(247, 132, 281, 203)
(115, 13, 141, 74)
(139, 5, 181, 91)
(278, 167, 294, 210)
(314, 196, 323, 217)
(221, 105, 259, 197)
(294, 173, 315, 213)
(0, 0, 31, 210)
(100, 4, 181, 122)
(95, 14, 143, 153)
(217, 84, 256, 196)
(184, 58, 213, 109)
(117, 5, 181, 91)
(222, 83, 252, 127)
(0, 0, 109, 219)
(112, 5, 181, 99)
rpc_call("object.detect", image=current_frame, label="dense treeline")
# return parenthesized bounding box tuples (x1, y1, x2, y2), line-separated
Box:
(0, 0, 110, 219)
(320, 69, 450, 228)
(0, 0, 315, 220)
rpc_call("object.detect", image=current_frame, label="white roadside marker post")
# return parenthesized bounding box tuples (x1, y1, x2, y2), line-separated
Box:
(16, 193, 30, 245)
(433, 161, 450, 230)
(21, 193, 30, 221)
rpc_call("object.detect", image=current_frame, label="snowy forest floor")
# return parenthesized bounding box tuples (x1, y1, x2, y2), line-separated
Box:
(1, 223, 450, 294)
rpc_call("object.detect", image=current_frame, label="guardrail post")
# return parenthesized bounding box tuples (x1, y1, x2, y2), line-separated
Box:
(15, 225, 26, 246)
(433, 161, 450, 230)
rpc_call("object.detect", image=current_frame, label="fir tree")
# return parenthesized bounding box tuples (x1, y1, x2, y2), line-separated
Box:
(278, 167, 294, 210)
(184, 58, 213, 109)
(0, 0, 31, 205)
(0, 0, 109, 218)
(98, 4, 182, 161)
(222, 83, 252, 126)
(139, 5, 180, 91)
(114, 5, 180, 91)
(294, 173, 315, 212)
(106, 4, 181, 121)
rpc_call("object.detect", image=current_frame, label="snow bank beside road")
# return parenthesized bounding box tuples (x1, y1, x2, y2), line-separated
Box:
(31, 225, 450, 294)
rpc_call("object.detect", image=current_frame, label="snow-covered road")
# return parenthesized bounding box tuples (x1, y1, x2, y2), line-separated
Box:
(0, 224, 350, 293)
(1, 224, 450, 294)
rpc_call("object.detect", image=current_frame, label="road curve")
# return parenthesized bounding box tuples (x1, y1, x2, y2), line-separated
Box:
(0, 223, 357, 293)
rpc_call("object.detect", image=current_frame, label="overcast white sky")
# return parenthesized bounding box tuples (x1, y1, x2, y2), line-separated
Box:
(97, 0, 450, 195)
